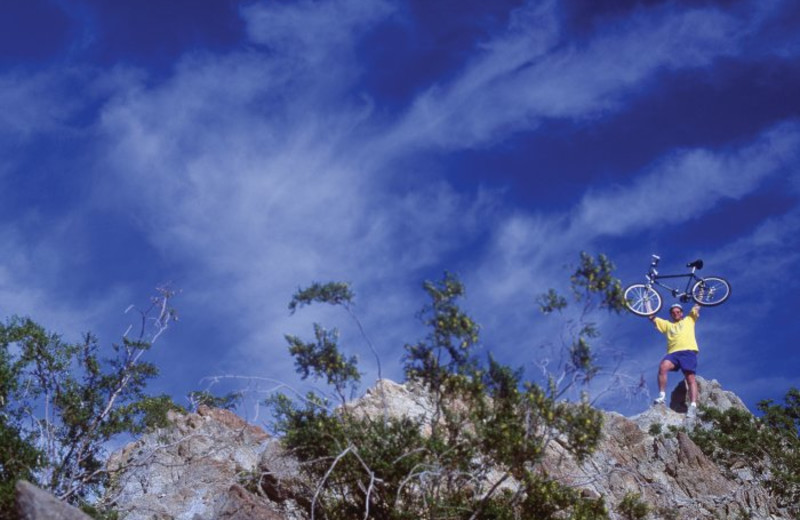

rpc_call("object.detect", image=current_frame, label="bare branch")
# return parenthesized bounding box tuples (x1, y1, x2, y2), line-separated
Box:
(311, 445, 354, 520)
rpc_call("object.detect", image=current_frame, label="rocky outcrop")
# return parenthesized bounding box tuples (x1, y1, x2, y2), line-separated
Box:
(547, 411, 779, 519)
(15, 480, 91, 520)
(103, 405, 305, 520)
(20, 377, 786, 519)
(540, 377, 784, 519)
(348, 377, 779, 518)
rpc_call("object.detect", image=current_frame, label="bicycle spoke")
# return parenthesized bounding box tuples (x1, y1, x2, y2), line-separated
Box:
(624, 284, 661, 316)
(692, 276, 731, 306)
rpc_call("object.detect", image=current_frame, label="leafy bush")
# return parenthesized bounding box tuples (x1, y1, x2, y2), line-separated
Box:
(187, 390, 242, 411)
(618, 491, 649, 520)
(267, 253, 626, 519)
(690, 389, 800, 516)
(0, 288, 181, 517)
(0, 418, 41, 518)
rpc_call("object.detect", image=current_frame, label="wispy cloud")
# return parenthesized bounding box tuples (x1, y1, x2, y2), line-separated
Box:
(85, 0, 800, 389)
(1, 0, 798, 411)
(573, 121, 800, 236)
(242, 0, 395, 64)
(0, 71, 76, 140)
(384, 1, 754, 151)
(89, 8, 490, 382)
(0, 220, 130, 342)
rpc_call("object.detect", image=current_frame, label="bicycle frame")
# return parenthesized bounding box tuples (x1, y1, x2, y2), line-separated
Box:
(645, 256, 702, 302)
(624, 255, 729, 316)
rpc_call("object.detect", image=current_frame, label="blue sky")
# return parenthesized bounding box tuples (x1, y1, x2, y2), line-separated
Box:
(1, 0, 799, 419)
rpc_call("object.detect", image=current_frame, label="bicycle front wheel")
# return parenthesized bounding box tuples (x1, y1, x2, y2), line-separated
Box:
(691, 276, 731, 306)
(624, 284, 662, 316)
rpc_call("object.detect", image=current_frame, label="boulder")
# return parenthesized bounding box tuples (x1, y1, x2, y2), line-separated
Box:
(15, 481, 91, 520)
(104, 405, 303, 520)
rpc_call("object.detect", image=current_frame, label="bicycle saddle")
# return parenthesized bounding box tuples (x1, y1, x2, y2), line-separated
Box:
(686, 259, 704, 269)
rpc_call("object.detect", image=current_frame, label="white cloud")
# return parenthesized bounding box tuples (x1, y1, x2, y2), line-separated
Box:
(384, 1, 749, 151)
(0, 71, 76, 140)
(242, 0, 394, 55)
(240, 0, 395, 106)
(573, 121, 800, 237)
(712, 206, 800, 297)
(0, 221, 131, 343)
(91, 29, 495, 384)
(87, 0, 797, 390)
(2, 0, 798, 410)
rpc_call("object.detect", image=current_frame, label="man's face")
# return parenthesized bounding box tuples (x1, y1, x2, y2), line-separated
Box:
(670, 307, 683, 321)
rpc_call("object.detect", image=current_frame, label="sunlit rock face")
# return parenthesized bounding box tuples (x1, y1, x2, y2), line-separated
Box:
(88, 377, 787, 519)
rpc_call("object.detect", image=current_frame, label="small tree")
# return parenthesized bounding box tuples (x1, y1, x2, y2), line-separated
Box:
(536, 252, 631, 402)
(690, 388, 800, 516)
(0, 354, 42, 519)
(289, 281, 382, 382)
(285, 324, 361, 406)
(266, 257, 626, 519)
(0, 288, 181, 515)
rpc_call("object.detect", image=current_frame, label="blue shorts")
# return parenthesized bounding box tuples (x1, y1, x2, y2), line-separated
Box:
(662, 350, 698, 374)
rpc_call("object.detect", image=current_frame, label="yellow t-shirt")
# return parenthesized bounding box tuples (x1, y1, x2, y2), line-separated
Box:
(653, 307, 699, 353)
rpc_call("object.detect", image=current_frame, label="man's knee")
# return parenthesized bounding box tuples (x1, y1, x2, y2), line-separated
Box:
(659, 360, 675, 374)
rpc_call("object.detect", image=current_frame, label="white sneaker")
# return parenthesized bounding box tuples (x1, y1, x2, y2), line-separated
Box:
(687, 404, 697, 418)
(653, 395, 665, 405)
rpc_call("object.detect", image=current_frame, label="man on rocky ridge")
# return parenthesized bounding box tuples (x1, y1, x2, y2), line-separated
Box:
(649, 302, 701, 418)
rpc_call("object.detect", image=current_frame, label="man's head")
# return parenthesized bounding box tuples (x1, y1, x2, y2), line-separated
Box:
(669, 303, 683, 321)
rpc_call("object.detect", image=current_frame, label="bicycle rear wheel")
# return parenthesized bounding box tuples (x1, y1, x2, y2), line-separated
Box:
(691, 276, 730, 306)
(624, 284, 662, 316)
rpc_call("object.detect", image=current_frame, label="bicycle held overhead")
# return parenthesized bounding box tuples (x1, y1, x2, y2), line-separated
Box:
(624, 255, 731, 317)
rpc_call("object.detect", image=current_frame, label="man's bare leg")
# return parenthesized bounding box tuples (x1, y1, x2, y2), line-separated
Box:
(655, 359, 676, 404)
(685, 372, 698, 418)
(658, 359, 676, 393)
(685, 372, 698, 403)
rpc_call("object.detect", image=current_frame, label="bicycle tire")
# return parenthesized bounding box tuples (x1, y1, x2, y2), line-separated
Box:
(691, 276, 731, 306)
(624, 284, 662, 316)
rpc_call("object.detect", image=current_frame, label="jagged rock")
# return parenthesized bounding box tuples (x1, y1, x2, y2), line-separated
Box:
(15, 480, 91, 520)
(347, 378, 435, 423)
(669, 376, 749, 414)
(103, 377, 790, 520)
(105, 405, 304, 520)
(631, 375, 749, 432)
(544, 376, 784, 519)
(215, 484, 287, 520)
(257, 440, 311, 512)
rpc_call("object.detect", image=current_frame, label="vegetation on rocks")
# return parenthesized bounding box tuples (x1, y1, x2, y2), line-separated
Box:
(0, 288, 180, 519)
(267, 253, 625, 519)
(690, 388, 800, 517)
(3, 254, 799, 520)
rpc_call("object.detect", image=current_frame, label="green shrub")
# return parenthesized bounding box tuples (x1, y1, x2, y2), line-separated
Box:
(0, 288, 180, 517)
(690, 390, 800, 516)
(268, 253, 625, 519)
(618, 491, 649, 520)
